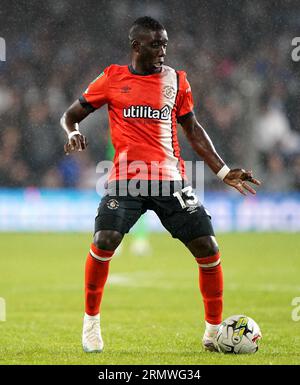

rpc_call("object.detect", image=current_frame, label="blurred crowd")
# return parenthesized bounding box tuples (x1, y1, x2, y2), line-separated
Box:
(1, 0, 300, 192)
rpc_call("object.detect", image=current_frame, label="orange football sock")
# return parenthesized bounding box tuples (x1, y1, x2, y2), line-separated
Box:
(85, 244, 114, 316)
(195, 252, 223, 325)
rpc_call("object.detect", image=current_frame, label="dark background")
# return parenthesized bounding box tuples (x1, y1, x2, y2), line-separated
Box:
(1, 0, 300, 190)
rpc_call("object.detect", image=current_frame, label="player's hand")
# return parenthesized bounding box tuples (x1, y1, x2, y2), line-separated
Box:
(64, 133, 88, 155)
(223, 169, 261, 196)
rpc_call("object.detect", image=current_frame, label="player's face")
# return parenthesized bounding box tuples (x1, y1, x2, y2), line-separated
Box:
(137, 29, 168, 73)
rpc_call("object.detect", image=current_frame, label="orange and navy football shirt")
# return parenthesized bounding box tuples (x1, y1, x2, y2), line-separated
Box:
(79, 64, 194, 181)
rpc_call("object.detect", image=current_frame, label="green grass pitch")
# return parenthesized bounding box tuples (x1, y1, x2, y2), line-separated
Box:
(0, 232, 299, 365)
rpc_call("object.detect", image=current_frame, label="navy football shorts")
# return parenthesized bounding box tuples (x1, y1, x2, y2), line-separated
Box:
(94, 181, 215, 245)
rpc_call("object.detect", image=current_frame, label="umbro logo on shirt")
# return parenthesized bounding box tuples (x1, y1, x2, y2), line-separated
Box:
(121, 86, 131, 93)
(123, 105, 171, 120)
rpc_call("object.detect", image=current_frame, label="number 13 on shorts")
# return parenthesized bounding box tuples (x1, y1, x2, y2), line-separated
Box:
(173, 186, 198, 209)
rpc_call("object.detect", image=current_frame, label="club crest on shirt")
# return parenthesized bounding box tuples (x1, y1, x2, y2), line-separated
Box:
(107, 199, 119, 210)
(163, 85, 176, 99)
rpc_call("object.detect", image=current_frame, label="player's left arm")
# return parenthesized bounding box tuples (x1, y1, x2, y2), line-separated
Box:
(181, 114, 261, 195)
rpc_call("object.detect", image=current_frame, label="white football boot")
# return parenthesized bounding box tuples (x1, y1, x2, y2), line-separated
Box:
(82, 313, 104, 353)
(202, 321, 220, 352)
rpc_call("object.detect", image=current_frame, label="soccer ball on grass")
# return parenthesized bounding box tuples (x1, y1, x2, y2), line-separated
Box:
(216, 315, 262, 354)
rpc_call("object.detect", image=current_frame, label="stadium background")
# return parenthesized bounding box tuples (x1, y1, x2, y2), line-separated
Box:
(1, 0, 300, 231)
(0, 0, 300, 365)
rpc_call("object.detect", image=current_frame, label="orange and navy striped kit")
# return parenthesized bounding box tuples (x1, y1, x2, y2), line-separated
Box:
(80, 64, 194, 181)
(82, 65, 223, 325)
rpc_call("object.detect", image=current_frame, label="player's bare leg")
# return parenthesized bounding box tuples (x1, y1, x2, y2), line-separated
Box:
(187, 235, 223, 352)
(82, 230, 123, 353)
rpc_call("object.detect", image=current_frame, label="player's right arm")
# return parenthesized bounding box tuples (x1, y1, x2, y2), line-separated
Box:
(60, 67, 110, 155)
(60, 100, 89, 155)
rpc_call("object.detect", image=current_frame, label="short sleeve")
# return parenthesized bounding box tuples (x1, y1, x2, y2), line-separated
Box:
(176, 71, 194, 124)
(79, 67, 110, 111)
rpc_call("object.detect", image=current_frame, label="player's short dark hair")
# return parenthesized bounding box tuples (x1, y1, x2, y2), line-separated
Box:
(129, 16, 165, 42)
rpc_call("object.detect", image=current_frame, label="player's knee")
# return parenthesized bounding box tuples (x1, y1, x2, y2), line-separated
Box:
(93, 230, 123, 251)
(187, 235, 219, 258)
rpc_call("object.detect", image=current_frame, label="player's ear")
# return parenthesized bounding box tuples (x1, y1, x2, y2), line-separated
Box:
(131, 40, 140, 52)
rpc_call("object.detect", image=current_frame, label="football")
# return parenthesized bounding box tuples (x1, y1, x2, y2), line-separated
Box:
(216, 315, 262, 354)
